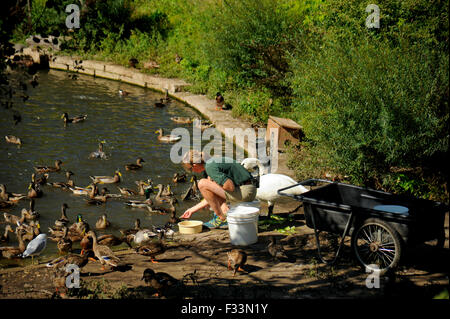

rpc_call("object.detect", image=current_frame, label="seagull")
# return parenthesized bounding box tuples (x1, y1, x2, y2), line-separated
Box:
(21, 233, 47, 264)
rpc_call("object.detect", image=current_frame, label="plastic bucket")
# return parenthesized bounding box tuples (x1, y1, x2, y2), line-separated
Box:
(227, 204, 260, 246)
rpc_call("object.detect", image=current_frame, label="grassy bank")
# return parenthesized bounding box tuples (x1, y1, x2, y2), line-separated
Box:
(10, 0, 449, 201)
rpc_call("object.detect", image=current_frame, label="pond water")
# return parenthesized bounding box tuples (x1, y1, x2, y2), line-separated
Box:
(0, 69, 229, 266)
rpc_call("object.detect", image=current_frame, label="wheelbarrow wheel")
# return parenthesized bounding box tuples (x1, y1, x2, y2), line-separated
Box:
(351, 218, 402, 275)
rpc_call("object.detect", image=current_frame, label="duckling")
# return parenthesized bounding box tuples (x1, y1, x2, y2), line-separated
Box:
(267, 236, 289, 261)
(57, 227, 72, 254)
(118, 89, 130, 96)
(125, 157, 145, 171)
(95, 214, 110, 230)
(61, 112, 87, 124)
(227, 249, 247, 276)
(90, 170, 122, 184)
(155, 128, 181, 143)
(154, 99, 166, 108)
(34, 160, 63, 173)
(0, 225, 14, 243)
(119, 219, 142, 236)
(5, 135, 22, 145)
(141, 268, 179, 297)
(135, 231, 165, 263)
(215, 92, 224, 110)
(89, 142, 107, 159)
(27, 182, 43, 198)
(170, 116, 193, 124)
(172, 172, 187, 183)
(87, 230, 121, 270)
(0, 228, 26, 259)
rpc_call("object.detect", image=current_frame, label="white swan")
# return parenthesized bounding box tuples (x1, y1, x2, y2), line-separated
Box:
(241, 158, 309, 218)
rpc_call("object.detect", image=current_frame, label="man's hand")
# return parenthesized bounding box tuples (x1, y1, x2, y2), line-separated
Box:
(222, 178, 235, 192)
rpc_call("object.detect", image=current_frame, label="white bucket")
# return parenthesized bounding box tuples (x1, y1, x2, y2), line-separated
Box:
(227, 204, 260, 246)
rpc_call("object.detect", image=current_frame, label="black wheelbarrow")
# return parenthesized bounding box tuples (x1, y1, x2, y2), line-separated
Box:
(278, 179, 448, 274)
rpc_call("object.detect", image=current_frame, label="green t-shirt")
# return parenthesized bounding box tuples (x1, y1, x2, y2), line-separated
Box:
(205, 157, 252, 186)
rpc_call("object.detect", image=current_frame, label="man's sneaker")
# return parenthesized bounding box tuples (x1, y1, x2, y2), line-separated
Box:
(204, 214, 228, 229)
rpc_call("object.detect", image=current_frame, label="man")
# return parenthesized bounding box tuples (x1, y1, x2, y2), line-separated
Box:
(180, 150, 257, 229)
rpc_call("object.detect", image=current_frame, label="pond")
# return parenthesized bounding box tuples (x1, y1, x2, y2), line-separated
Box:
(0, 69, 228, 266)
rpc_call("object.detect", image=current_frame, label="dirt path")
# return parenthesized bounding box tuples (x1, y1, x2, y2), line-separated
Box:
(1, 201, 448, 299)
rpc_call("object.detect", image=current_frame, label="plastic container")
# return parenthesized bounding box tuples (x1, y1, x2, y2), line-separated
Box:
(178, 220, 203, 234)
(227, 204, 260, 246)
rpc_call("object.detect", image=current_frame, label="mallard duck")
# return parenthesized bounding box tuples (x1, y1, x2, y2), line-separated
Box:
(227, 249, 247, 276)
(154, 99, 166, 108)
(125, 157, 145, 171)
(89, 142, 107, 159)
(34, 160, 63, 173)
(46, 251, 91, 270)
(57, 227, 72, 254)
(31, 173, 49, 185)
(5, 135, 22, 145)
(0, 184, 27, 202)
(87, 230, 121, 270)
(155, 128, 181, 143)
(0, 200, 15, 209)
(68, 184, 94, 196)
(119, 219, 141, 236)
(136, 180, 152, 196)
(68, 214, 90, 236)
(215, 92, 224, 110)
(53, 203, 70, 229)
(129, 58, 139, 68)
(241, 158, 309, 218)
(117, 186, 138, 196)
(170, 116, 193, 124)
(21, 233, 47, 264)
(267, 236, 289, 261)
(47, 171, 74, 189)
(0, 228, 26, 259)
(141, 268, 179, 297)
(86, 186, 109, 205)
(118, 89, 130, 96)
(20, 220, 41, 242)
(95, 214, 110, 230)
(172, 172, 187, 183)
(27, 182, 43, 198)
(3, 211, 26, 225)
(0, 225, 14, 243)
(23, 200, 39, 221)
(97, 234, 132, 248)
(61, 112, 87, 124)
(167, 209, 181, 225)
(153, 184, 173, 204)
(132, 229, 157, 246)
(135, 231, 165, 263)
(193, 119, 214, 131)
(147, 197, 177, 215)
(90, 170, 122, 184)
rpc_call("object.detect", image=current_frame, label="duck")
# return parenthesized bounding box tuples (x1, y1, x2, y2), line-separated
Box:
(20, 220, 41, 241)
(181, 175, 201, 201)
(53, 203, 70, 230)
(89, 142, 107, 159)
(56, 227, 72, 254)
(68, 214, 90, 237)
(215, 92, 224, 110)
(119, 89, 130, 96)
(0, 184, 27, 202)
(193, 119, 214, 131)
(98, 234, 132, 248)
(227, 249, 247, 277)
(46, 251, 92, 270)
(129, 58, 139, 68)
(47, 171, 74, 188)
(162, 88, 170, 103)
(23, 200, 40, 221)
(172, 172, 187, 183)
(267, 236, 289, 261)
(3, 211, 26, 225)
(21, 233, 47, 264)
(119, 219, 142, 236)
(61, 112, 87, 124)
(170, 116, 193, 124)
(0, 225, 14, 243)
(141, 268, 179, 297)
(32, 173, 49, 185)
(90, 170, 122, 184)
(155, 128, 181, 143)
(117, 186, 138, 196)
(132, 229, 157, 246)
(0, 200, 15, 209)
(5, 135, 22, 145)
(125, 196, 154, 209)
(34, 159, 63, 173)
(147, 197, 177, 215)
(136, 180, 152, 196)
(86, 186, 109, 205)
(87, 230, 121, 270)
(175, 53, 182, 64)
(240, 158, 309, 218)
(135, 231, 166, 263)
(154, 99, 166, 108)
(125, 157, 145, 171)
(69, 184, 94, 196)
(95, 214, 110, 230)
(27, 182, 43, 198)
(0, 228, 26, 259)
(153, 184, 173, 204)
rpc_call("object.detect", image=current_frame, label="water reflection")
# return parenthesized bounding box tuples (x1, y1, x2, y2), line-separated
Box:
(0, 69, 230, 266)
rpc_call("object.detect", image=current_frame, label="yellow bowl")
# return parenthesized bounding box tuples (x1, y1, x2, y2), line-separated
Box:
(178, 220, 203, 234)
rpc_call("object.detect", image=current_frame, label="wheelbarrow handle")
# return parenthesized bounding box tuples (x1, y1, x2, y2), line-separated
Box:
(277, 178, 336, 200)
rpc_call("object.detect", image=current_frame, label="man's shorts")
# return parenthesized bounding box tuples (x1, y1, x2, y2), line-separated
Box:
(224, 184, 257, 203)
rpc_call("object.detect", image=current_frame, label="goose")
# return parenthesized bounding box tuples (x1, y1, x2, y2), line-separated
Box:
(90, 170, 122, 184)
(125, 157, 145, 171)
(155, 128, 181, 143)
(21, 233, 47, 264)
(241, 158, 309, 218)
(34, 160, 63, 173)
(89, 142, 107, 159)
(61, 112, 87, 124)
(87, 230, 120, 270)
(227, 249, 247, 276)
(5, 135, 22, 145)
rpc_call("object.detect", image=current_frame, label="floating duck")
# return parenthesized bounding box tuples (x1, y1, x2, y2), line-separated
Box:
(34, 160, 63, 174)
(125, 157, 145, 171)
(119, 89, 130, 96)
(154, 99, 166, 108)
(0, 184, 27, 202)
(90, 170, 122, 184)
(69, 184, 94, 196)
(61, 112, 87, 124)
(47, 171, 74, 189)
(19, 220, 41, 241)
(32, 173, 49, 185)
(227, 249, 247, 276)
(3, 211, 25, 225)
(172, 172, 187, 183)
(181, 176, 201, 201)
(141, 268, 179, 297)
(53, 203, 70, 230)
(86, 186, 109, 205)
(147, 197, 177, 215)
(5, 135, 22, 145)
(95, 214, 110, 230)
(56, 227, 72, 254)
(119, 219, 141, 237)
(22, 199, 39, 222)
(89, 142, 107, 159)
(27, 182, 43, 198)
(0, 229, 26, 259)
(0, 225, 14, 243)
(154, 184, 173, 204)
(155, 128, 181, 143)
(193, 119, 214, 131)
(170, 116, 193, 124)
(21, 233, 47, 264)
